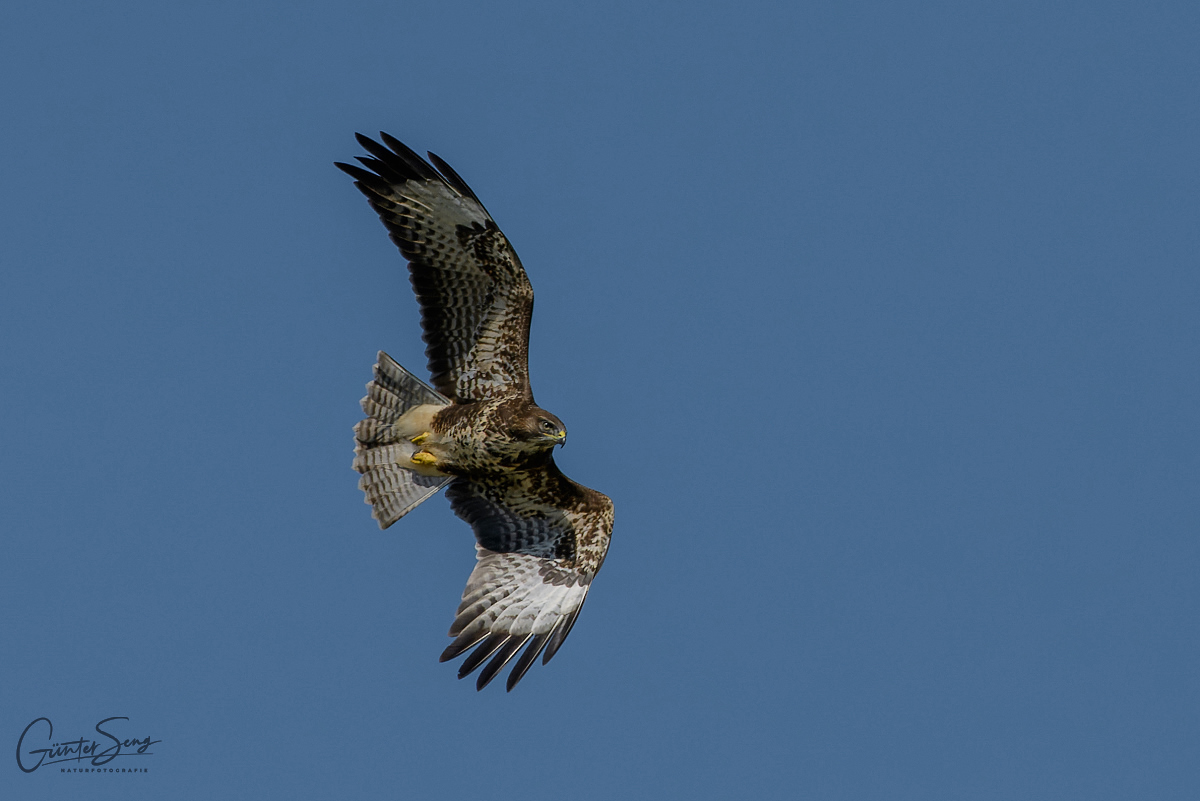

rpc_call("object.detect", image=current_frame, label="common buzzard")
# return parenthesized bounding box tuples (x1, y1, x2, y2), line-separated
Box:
(336, 133, 614, 692)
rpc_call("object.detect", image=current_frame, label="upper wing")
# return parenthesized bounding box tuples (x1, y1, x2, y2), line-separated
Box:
(336, 133, 534, 402)
(440, 462, 613, 691)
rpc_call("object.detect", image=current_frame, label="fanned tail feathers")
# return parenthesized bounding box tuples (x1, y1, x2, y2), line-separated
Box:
(353, 352, 451, 528)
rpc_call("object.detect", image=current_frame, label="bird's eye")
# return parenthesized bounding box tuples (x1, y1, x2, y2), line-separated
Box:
(541, 420, 556, 432)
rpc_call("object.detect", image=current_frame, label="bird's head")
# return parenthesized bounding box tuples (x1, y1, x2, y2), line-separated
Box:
(515, 407, 567, 450)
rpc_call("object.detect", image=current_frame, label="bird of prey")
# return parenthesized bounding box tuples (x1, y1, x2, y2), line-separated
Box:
(336, 133, 614, 692)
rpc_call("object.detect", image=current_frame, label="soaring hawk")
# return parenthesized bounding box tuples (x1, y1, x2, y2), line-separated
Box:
(336, 133, 614, 692)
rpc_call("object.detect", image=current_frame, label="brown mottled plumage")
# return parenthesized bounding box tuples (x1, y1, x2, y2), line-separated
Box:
(337, 133, 613, 692)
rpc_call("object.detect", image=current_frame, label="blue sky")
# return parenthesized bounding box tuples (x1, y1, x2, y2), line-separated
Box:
(2, 1, 1198, 798)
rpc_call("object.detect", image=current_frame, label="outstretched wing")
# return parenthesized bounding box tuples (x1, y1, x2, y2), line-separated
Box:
(336, 133, 534, 402)
(440, 463, 613, 691)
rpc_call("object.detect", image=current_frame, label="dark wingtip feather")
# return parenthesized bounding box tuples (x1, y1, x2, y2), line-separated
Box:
(477, 635, 531, 691)
(457, 633, 507, 679)
(427, 151, 485, 207)
(505, 632, 551, 692)
(543, 598, 586, 665)
(349, 133, 418, 183)
(351, 135, 387, 171)
(354, 131, 382, 153)
(354, 155, 407, 185)
(440, 630, 487, 663)
(334, 161, 391, 196)
(377, 132, 443, 182)
(378, 132, 425, 163)
(334, 161, 371, 179)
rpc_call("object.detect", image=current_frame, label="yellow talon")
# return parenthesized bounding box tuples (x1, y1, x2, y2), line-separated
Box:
(410, 451, 437, 466)
(411, 432, 430, 445)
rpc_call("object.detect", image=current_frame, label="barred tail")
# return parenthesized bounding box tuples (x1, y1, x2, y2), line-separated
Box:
(353, 351, 452, 528)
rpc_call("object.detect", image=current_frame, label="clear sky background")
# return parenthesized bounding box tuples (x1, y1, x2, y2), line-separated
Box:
(2, 1, 1198, 799)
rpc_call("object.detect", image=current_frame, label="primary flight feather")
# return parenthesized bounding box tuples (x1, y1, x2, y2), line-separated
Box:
(336, 133, 613, 692)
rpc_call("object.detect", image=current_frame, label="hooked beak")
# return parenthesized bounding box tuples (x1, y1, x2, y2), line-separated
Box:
(555, 430, 567, 448)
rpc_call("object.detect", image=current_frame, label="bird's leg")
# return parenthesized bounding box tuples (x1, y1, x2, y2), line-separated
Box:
(394, 407, 444, 473)
(410, 450, 437, 467)
(409, 433, 435, 465)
